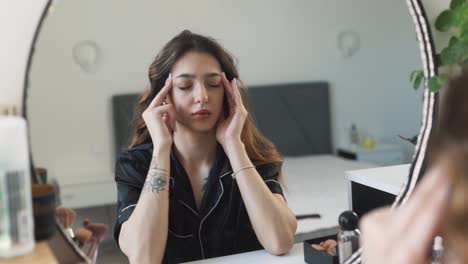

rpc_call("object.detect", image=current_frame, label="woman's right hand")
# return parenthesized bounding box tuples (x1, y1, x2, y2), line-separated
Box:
(360, 157, 452, 264)
(142, 74, 176, 152)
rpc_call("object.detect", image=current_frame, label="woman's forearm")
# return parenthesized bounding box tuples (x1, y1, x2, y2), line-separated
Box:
(224, 141, 297, 255)
(119, 148, 171, 264)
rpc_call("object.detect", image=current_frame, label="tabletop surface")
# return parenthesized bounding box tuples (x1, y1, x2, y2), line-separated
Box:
(186, 243, 305, 263)
(346, 164, 410, 195)
(0, 241, 58, 264)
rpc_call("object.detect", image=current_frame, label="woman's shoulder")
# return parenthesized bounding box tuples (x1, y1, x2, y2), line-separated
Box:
(117, 143, 154, 162)
(115, 143, 154, 184)
(255, 162, 282, 180)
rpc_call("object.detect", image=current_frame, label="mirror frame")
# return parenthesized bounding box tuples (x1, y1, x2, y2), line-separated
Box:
(21, 1, 438, 260)
(21, 0, 54, 119)
(391, 0, 439, 207)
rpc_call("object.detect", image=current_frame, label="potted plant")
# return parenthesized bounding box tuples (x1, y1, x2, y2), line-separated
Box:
(410, 0, 467, 92)
(401, 0, 467, 145)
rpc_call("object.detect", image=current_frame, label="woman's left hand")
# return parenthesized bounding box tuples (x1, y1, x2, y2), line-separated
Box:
(216, 72, 248, 148)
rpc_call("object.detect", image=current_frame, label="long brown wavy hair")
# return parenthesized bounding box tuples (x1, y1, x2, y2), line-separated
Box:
(428, 65, 468, 261)
(128, 30, 283, 169)
(429, 63, 468, 263)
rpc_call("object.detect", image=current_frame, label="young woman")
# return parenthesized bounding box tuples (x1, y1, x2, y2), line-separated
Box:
(113, 30, 297, 264)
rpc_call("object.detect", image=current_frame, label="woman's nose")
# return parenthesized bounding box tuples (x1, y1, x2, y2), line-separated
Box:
(194, 84, 209, 105)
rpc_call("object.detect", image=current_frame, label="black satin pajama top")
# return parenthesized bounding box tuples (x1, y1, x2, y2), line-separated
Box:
(114, 143, 284, 263)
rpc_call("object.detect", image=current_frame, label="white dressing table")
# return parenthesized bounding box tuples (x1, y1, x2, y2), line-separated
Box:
(184, 164, 410, 263)
(186, 243, 304, 264)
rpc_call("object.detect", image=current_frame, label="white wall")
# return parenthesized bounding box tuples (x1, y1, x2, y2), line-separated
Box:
(0, 0, 49, 115)
(27, 0, 426, 187)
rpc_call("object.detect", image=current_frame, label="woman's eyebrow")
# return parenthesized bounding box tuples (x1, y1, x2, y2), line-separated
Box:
(204, 72, 221, 78)
(175, 73, 195, 79)
(175, 72, 221, 79)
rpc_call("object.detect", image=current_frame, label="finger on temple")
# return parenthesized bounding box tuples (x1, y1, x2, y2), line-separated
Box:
(148, 74, 173, 108)
(229, 78, 242, 105)
(221, 73, 236, 100)
(221, 74, 237, 112)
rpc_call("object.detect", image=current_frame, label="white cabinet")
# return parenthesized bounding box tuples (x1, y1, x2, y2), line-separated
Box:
(345, 164, 409, 216)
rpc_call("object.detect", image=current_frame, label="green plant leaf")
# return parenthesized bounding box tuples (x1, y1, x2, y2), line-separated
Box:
(435, 53, 442, 66)
(460, 21, 468, 40)
(428, 74, 448, 92)
(410, 69, 423, 82)
(449, 36, 458, 46)
(441, 38, 468, 64)
(452, 3, 468, 26)
(413, 71, 424, 90)
(450, 0, 465, 9)
(409, 1, 467, 93)
(436, 10, 455, 32)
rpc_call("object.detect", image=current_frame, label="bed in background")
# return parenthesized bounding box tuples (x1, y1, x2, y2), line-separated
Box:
(247, 82, 374, 236)
(112, 81, 374, 239)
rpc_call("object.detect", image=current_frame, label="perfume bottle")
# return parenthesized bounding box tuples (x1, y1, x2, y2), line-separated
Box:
(431, 236, 444, 264)
(338, 211, 360, 264)
(350, 124, 358, 146)
(0, 116, 35, 258)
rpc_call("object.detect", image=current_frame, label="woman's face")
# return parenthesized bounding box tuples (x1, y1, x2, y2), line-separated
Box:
(169, 51, 225, 133)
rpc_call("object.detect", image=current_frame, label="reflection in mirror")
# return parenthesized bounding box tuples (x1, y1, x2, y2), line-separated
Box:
(27, 0, 423, 262)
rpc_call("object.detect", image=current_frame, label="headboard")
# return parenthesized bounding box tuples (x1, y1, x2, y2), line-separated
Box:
(112, 81, 331, 158)
(247, 82, 331, 156)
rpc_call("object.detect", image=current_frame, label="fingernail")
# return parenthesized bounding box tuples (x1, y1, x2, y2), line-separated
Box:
(222, 72, 226, 78)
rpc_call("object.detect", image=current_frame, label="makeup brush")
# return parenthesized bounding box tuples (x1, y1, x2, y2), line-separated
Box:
(296, 213, 321, 220)
(81, 219, 109, 261)
(74, 227, 93, 247)
(55, 206, 77, 239)
(83, 219, 108, 242)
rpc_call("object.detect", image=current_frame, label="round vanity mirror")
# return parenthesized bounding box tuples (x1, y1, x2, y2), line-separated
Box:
(22, 0, 439, 263)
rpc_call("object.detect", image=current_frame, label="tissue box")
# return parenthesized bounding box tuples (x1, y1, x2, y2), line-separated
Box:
(303, 234, 339, 264)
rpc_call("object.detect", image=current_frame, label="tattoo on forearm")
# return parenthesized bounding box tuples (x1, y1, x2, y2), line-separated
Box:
(142, 158, 168, 193)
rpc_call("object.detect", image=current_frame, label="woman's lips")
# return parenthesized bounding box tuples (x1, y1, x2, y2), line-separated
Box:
(192, 110, 211, 120)
(192, 113, 211, 120)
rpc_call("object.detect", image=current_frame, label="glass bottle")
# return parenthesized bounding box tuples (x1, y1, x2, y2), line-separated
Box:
(338, 211, 360, 264)
(350, 124, 358, 146)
